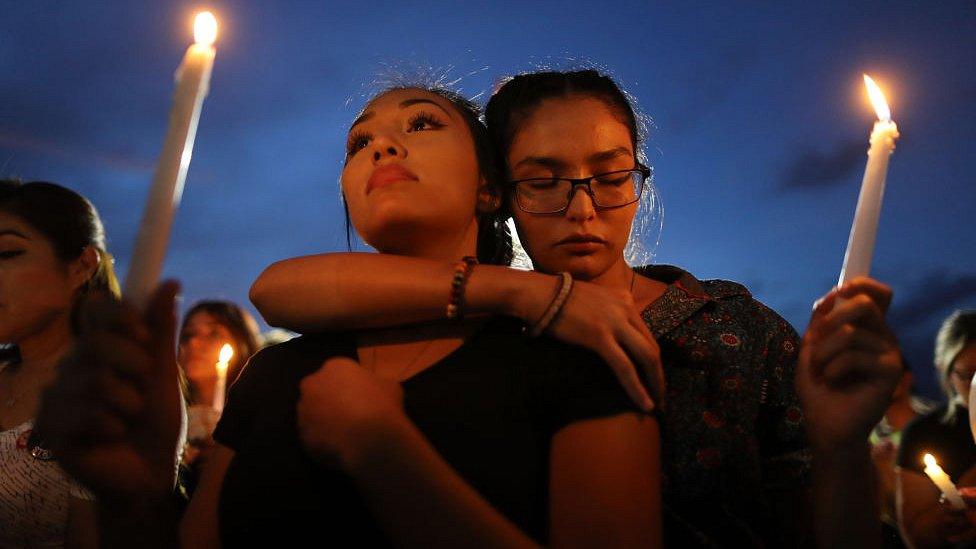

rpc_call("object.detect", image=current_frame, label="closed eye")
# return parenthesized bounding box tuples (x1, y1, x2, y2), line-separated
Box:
(594, 172, 632, 186)
(522, 179, 560, 190)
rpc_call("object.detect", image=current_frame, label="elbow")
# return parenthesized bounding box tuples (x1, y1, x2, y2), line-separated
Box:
(249, 264, 283, 326)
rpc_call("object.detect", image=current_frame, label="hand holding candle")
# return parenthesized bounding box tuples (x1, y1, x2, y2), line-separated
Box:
(837, 75, 900, 286)
(124, 12, 218, 308)
(923, 453, 966, 510)
(213, 343, 234, 414)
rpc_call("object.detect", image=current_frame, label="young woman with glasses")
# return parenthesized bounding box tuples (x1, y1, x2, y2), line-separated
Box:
(249, 69, 904, 547)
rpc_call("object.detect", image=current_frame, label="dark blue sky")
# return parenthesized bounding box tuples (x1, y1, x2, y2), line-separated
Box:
(3, 1, 974, 399)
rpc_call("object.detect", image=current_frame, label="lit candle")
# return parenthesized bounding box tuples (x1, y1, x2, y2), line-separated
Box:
(923, 453, 966, 510)
(837, 75, 900, 286)
(123, 12, 218, 308)
(213, 343, 234, 413)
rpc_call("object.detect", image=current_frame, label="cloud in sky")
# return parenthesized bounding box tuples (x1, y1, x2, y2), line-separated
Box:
(779, 139, 865, 189)
(888, 271, 976, 332)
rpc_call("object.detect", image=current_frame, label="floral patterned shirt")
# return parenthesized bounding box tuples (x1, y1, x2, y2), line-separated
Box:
(636, 265, 811, 548)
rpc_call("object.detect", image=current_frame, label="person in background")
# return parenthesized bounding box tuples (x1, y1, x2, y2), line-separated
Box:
(0, 180, 120, 548)
(897, 309, 976, 547)
(871, 362, 931, 548)
(177, 300, 261, 493)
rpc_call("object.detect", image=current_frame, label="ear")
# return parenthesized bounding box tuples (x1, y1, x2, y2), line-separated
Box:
(476, 180, 502, 215)
(68, 246, 100, 293)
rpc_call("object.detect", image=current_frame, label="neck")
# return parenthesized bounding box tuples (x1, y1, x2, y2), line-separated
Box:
(586, 257, 634, 291)
(16, 313, 74, 371)
(383, 218, 480, 263)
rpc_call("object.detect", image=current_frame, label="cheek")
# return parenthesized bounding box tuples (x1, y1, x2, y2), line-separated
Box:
(510, 214, 551, 258)
(606, 208, 637, 249)
(0, 260, 74, 340)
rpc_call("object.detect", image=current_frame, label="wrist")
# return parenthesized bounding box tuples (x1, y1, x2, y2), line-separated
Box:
(340, 411, 415, 475)
(812, 439, 872, 467)
(508, 270, 558, 324)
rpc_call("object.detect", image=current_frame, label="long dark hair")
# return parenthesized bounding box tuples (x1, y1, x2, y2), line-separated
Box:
(342, 86, 513, 266)
(485, 70, 644, 180)
(0, 180, 121, 324)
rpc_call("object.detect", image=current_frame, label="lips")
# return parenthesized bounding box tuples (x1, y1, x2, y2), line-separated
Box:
(367, 164, 418, 194)
(555, 234, 607, 254)
(556, 234, 607, 246)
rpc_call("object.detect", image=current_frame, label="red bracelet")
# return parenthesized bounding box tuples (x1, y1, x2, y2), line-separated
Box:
(446, 256, 478, 321)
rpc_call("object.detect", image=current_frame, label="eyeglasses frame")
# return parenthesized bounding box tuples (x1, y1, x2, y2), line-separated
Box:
(508, 164, 652, 215)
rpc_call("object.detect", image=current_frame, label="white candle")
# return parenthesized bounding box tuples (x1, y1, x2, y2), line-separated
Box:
(923, 453, 966, 510)
(213, 343, 234, 413)
(124, 12, 218, 308)
(837, 75, 900, 286)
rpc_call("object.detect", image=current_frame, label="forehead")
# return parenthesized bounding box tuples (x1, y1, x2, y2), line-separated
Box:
(360, 89, 457, 119)
(510, 96, 633, 157)
(0, 211, 40, 240)
(185, 311, 225, 328)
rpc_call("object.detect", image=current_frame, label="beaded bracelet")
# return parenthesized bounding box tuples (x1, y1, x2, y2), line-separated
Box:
(446, 256, 478, 321)
(528, 272, 574, 338)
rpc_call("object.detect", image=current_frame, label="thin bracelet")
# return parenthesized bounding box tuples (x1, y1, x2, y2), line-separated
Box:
(529, 272, 573, 338)
(446, 256, 478, 321)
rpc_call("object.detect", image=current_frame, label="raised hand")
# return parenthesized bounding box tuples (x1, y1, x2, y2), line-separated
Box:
(544, 280, 663, 412)
(36, 281, 185, 500)
(797, 277, 902, 451)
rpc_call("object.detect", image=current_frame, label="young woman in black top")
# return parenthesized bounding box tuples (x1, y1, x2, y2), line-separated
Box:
(38, 86, 660, 548)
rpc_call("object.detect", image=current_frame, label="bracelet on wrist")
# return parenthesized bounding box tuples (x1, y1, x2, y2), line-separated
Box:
(529, 272, 573, 338)
(446, 256, 478, 321)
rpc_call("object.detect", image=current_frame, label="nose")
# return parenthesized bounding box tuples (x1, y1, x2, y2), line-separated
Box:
(565, 185, 596, 221)
(370, 133, 406, 162)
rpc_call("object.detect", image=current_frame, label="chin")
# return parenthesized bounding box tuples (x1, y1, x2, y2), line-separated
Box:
(549, 253, 610, 282)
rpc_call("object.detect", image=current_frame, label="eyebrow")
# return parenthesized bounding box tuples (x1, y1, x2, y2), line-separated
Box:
(348, 97, 454, 131)
(0, 229, 28, 239)
(512, 147, 634, 172)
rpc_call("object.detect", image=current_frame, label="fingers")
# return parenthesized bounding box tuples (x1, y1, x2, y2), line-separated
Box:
(818, 349, 899, 386)
(80, 297, 151, 349)
(838, 277, 893, 313)
(599, 345, 655, 412)
(145, 280, 181, 382)
(621, 317, 665, 406)
(84, 331, 154, 386)
(809, 323, 892, 372)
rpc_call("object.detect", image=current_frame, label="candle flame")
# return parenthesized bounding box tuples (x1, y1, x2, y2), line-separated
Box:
(194, 12, 218, 47)
(863, 74, 891, 122)
(218, 343, 234, 363)
(924, 453, 937, 468)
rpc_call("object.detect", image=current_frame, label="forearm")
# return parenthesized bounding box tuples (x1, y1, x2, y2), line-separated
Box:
(344, 415, 539, 549)
(812, 442, 881, 548)
(251, 253, 554, 332)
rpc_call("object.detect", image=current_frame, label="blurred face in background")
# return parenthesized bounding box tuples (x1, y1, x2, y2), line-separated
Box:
(179, 311, 235, 383)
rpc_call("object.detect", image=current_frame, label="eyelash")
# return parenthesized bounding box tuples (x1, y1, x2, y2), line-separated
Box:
(0, 250, 23, 260)
(345, 111, 446, 158)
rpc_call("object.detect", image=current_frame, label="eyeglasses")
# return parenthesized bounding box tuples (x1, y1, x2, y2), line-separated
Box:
(509, 165, 651, 214)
